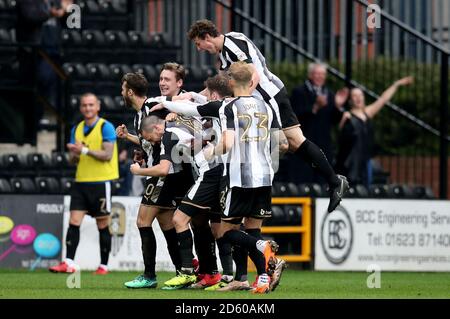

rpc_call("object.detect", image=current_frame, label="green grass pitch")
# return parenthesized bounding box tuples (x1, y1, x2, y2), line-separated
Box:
(1, 269, 449, 299)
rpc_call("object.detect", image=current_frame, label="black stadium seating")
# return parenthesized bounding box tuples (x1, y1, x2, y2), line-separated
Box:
(10, 177, 37, 194)
(60, 177, 75, 194)
(0, 178, 12, 194)
(35, 177, 60, 194)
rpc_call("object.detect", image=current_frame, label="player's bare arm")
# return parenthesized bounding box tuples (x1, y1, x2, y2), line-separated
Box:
(129, 159, 171, 177)
(116, 124, 140, 145)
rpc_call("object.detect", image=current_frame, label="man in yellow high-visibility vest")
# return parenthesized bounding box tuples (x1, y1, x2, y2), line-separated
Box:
(49, 93, 119, 275)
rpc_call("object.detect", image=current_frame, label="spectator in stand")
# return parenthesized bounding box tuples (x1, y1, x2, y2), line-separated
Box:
(288, 62, 349, 184)
(16, 0, 72, 125)
(335, 76, 414, 187)
(117, 143, 134, 196)
(38, 0, 73, 114)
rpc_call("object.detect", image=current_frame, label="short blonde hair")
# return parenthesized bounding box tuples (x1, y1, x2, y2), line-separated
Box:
(80, 92, 100, 105)
(228, 62, 253, 87)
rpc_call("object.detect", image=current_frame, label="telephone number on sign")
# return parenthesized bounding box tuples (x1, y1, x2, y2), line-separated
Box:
(383, 233, 450, 247)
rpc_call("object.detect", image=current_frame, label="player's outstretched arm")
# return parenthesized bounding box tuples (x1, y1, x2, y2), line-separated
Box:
(129, 160, 171, 177)
(161, 101, 202, 117)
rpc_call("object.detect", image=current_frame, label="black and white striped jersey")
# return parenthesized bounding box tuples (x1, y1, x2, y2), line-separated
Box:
(133, 96, 168, 169)
(220, 95, 280, 188)
(161, 99, 232, 174)
(160, 115, 218, 176)
(218, 32, 285, 124)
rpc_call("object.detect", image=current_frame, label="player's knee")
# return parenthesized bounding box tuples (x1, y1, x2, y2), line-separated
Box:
(69, 216, 83, 226)
(172, 211, 190, 231)
(96, 218, 109, 230)
(211, 226, 220, 239)
(136, 215, 150, 228)
(286, 129, 306, 151)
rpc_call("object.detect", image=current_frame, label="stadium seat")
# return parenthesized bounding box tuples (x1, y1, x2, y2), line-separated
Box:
(0, 178, 12, 193)
(284, 205, 302, 225)
(369, 184, 389, 198)
(387, 184, 414, 198)
(35, 177, 60, 194)
(185, 66, 206, 82)
(51, 152, 69, 169)
(297, 183, 314, 197)
(86, 63, 111, 80)
(60, 177, 74, 193)
(0, 28, 10, 43)
(127, 31, 143, 47)
(99, 95, 117, 111)
(111, 179, 125, 195)
(347, 184, 369, 198)
(69, 95, 80, 110)
(412, 185, 435, 199)
(105, 30, 128, 47)
(63, 63, 88, 79)
(10, 177, 37, 194)
(109, 64, 133, 80)
(272, 182, 292, 197)
(149, 32, 169, 47)
(1, 153, 27, 170)
(80, 0, 101, 14)
(61, 29, 83, 47)
(132, 64, 158, 81)
(26, 153, 51, 169)
(98, 0, 114, 14)
(266, 205, 285, 226)
(82, 29, 107, 47)
(114, 96, 126, 110)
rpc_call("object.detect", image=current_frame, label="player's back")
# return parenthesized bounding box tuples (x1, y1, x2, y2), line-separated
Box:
(222, 96, 276, 188)
(162, 116, 204, 173)
(222, 32, 284, 95)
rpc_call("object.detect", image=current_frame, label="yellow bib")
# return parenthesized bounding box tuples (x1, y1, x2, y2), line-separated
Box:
(74, 118, 119, 182)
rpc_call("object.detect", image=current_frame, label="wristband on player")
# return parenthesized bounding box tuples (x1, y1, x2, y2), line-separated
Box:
(81, 146, 89, 155)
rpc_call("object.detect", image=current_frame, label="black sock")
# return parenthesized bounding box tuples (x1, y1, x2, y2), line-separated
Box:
(177, 229, 194, 272)
(246, 228, 263, 240)
(192, 227, 206, 274)
(193, 226, 218, 274)
(224, 230, 265, 276)
(217, 237, 233, 276)
(65, 224, 80, 260)
(246, 228, 266, 275)
(296, 139, 340, 187)
(162, 228, 182, 272)
(139, 227, 157, 279)
(98, 226, 111, 266)
(231, 244, 248, 281)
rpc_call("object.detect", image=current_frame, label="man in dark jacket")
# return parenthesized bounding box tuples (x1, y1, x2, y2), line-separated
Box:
(289, 63, 349, 184)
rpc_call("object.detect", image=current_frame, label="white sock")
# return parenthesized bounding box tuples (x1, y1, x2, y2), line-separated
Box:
(99, 264, 108, 271)
(221, 275, 233, 283)
(256, 240, 266, 253)
(65, 258, 74, 266)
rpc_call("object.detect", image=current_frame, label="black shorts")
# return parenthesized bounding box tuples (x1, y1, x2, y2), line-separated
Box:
(69, 182, 112, 218)
(221, 186, 272, 224)
(141, 170, 194, 209)
(178, 164, 226, 217)
(273, 87, 300, 130)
